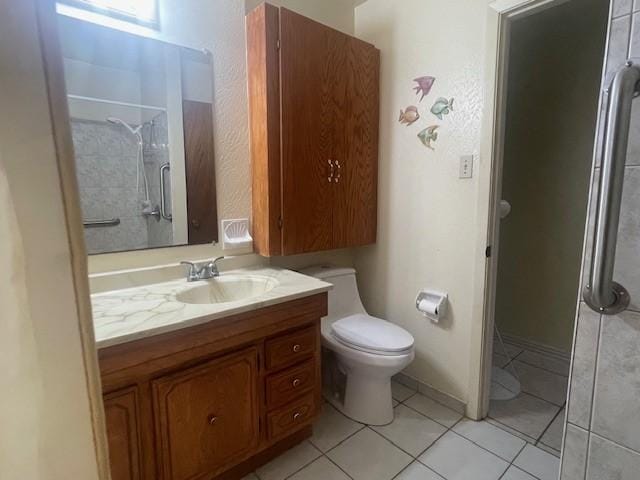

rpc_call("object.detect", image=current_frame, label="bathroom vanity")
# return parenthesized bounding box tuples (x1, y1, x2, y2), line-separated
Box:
(93, 268, 330, 480)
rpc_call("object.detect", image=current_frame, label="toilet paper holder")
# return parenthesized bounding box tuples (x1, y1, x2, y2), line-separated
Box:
(415, 289, 448, 322)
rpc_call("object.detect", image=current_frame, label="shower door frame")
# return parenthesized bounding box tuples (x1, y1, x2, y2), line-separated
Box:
(467, 0, 575, 421)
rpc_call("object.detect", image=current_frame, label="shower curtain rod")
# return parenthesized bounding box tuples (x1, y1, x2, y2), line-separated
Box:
(67, 94, 167, 112)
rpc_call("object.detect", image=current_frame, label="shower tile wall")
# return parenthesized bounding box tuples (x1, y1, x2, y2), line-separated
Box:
(72, 119, 148, 254)
(561, 1, 640, 478)
(142, 112, 173, 248)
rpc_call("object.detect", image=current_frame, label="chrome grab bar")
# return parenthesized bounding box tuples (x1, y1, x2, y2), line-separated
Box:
(160, 162, 172, 221)
(83, 218, 120, 228)
(583, 62, 637, 315)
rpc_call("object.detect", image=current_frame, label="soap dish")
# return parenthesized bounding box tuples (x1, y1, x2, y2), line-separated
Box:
(222, 218, 253, 250)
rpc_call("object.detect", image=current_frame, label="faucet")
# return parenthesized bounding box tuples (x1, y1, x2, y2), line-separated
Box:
(180, 257, 225, 282)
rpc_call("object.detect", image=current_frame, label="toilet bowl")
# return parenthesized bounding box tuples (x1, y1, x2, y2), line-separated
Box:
(300, 266, 415, 425)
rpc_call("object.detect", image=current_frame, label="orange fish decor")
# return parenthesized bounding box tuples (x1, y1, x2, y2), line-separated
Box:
(413, 76, 436, 102)
(398, 105, 420, 126)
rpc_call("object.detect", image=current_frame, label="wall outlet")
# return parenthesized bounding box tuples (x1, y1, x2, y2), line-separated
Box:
(459, 155, 473, 179)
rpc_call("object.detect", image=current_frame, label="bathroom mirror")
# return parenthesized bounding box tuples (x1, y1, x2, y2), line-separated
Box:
(58, 14, 218, 254)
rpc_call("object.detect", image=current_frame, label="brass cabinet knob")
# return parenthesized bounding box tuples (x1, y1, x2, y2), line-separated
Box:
(208, 415, 218, 425)
(293, 412, 302, 421)
(292, 344, 301, 353)
(292, 378, 301, 387)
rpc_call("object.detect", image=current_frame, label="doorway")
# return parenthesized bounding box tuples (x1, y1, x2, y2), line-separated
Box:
(481, 0, 609, 461)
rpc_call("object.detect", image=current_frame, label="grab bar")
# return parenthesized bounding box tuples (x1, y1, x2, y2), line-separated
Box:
(583, 62, 637, 315)
(160, 162, 172, 221)
(83, 218, 120, 228)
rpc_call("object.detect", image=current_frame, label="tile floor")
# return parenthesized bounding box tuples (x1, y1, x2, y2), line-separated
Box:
(489, 340, 570, 459)
(244, 362, 563, 480)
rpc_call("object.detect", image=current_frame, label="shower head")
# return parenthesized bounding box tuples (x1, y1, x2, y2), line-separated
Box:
(107, 116, 143, 136)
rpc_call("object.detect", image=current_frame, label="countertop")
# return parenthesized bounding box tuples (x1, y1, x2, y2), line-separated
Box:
(91, 267, 332, 348)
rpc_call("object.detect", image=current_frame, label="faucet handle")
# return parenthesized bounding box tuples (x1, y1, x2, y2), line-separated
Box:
(207, 256, 225, 277)
(180, 261, 200, 282)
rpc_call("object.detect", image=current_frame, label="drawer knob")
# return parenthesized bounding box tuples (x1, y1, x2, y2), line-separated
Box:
(292, 344, 301, 353)
(293, 412, 302, 421)
(292, 378, 301, 387)
(208, 415, 218, 425)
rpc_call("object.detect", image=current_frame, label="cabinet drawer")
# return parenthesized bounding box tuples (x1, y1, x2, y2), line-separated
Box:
(265, 326, 316, 370)
(267, 393, 315, 440)
(266, 359, 315, 408)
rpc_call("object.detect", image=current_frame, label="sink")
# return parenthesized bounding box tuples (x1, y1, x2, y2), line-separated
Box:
(175, 275, 278, 305)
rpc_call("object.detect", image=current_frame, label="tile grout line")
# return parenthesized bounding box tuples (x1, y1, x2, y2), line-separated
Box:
(321, 424, 367, 456)
(583, 312, 604, 480)
(535, 403, 565, 444)
(497, 442, 528, 480)
(486, 415, 538, 444)
(511, 357, 571, 379)
(323, 454, 355, 480)
(279, 443, 323, 480)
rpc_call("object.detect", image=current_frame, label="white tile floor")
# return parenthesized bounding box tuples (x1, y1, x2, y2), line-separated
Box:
(245, 371, 561, 480)
(489, 340, 570, 458)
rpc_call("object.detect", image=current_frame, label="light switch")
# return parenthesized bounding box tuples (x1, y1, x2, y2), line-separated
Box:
(459, 155, 473, 179)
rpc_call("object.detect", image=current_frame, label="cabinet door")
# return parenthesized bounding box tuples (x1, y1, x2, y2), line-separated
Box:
(152, 348, 259, 480)
(104, 387, 143, 480)
(332, 37, 379, 247)
(280, 8, 347, 254)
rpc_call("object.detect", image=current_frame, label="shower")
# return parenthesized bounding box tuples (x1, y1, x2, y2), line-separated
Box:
(107, 116, 155, 218)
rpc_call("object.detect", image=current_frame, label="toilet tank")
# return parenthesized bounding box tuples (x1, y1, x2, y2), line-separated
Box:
(299, 266, 366, 321)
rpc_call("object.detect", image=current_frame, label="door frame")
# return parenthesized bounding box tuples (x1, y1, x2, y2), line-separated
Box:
(466, 0, 572, 420)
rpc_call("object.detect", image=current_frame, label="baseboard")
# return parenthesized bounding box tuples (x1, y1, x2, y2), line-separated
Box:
(499, 333, 571, 361)
(394, 372, 466, 415)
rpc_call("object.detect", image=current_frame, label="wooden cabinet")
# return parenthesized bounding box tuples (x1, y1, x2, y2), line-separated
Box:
(247, 4, 379, 256)
(103, 387, 143, 480)
(98, 293, 326, 480)
(152, 348, 259, 480)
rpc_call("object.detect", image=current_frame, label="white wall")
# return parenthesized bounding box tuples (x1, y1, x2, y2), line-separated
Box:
(245, 0, 357, 34)
(354, 0, 491, 403)
(0, 0, 101, 478)
(64, 58, 144, 124)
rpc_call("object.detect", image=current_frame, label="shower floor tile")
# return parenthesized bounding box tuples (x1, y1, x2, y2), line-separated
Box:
(490, 340, 569, 458)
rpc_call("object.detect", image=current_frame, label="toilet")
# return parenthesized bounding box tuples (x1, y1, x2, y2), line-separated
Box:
(301, 266, 415, 426)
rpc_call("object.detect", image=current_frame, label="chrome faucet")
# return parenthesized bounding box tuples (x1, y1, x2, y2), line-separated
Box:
(180, 257, 225, 282)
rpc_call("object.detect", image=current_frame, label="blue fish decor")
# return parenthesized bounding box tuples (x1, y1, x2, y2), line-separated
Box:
(430, 97, 454, 120)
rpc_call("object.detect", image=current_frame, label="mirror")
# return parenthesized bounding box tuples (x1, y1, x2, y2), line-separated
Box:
(58, 14, 218, 254)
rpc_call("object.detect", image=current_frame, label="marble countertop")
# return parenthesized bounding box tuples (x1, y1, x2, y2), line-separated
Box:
(91, 267, 332, 349)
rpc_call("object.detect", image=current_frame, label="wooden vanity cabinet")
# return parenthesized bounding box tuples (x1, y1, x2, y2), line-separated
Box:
(247, 4, 380, 256)
(103, 387, 143, 480)
(98, 293, 326, 480)
(152, 348, 259, 480)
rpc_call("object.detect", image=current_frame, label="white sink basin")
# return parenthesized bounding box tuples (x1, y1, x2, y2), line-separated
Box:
(175, 275, 278, 305)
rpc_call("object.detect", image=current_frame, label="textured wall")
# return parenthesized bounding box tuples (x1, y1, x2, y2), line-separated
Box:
(561, 0, 640, 478)
(495, 0, 608, 352)
(353, 0, 491, 402)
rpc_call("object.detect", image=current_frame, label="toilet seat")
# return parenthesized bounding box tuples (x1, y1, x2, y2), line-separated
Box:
(330, 313, 414, 356)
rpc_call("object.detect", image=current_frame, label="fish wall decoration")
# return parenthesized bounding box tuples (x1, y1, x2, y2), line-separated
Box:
(417, 125, 439, 150)
(398, 105, 420, 126)
(430, 97, 454, 120)
(413, 76, 435, 102)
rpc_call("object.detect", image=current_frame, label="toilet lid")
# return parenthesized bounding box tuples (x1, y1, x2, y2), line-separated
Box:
(331, 314, 414, 354)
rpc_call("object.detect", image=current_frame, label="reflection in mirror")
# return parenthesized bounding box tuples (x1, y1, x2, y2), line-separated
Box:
(58, 14, 218, 254)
